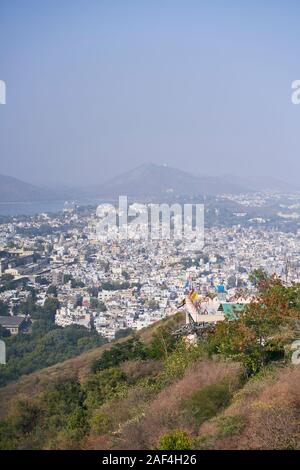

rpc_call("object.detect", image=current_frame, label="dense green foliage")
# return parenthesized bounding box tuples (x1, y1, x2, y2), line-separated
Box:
(114, 327, 133, 340)
(148, 324, 179, 359)
(91, 325, 177, 373)
(0, 378, 88, 449)
(17, 297, 60, 322)
(84, 367, 127, 408)
(0, 325, 10, 338)
(0, 360, 159, 449)
(209, 276, 300, 374)
(91, 336, 149, 373)
(0, 300, 9, 316)
(0, 321, 107, 387)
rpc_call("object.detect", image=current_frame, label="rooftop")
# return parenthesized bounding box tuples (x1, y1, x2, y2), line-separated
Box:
(0, 316, 25, 328)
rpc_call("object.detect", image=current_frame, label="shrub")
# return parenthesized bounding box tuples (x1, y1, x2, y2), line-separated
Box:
(84, 367, 128, 408)
(10, 400, 41, 435)
(148, 325, 178, 359)
(181, 381, 231, 428)
(194, 434, 215, 450)
(115, 361, 241, 450)
(0, 420, 19, 450)
(48, 427, 84, 450)
(99, 381, 158, 438)
(217, 414, 245, 437)
(156, 430, 193, 450)
(91, 337, 149, 373)
(42, 378, 85, 417)
(66, 407, 88, 433)
(120, 359, 163, 384)
(89, 410, 112, 435)
(163, 340, 208, 380)
(115, 328, 133, 340)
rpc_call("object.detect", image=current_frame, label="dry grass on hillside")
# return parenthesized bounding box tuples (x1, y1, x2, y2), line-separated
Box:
(85, 360, 300, 450)
(199, 365, 300, 450)
(86, 359, 242, 450)
(0, 312, 185, 420)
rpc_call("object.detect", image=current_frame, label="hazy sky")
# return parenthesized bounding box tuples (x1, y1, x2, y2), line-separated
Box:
(1, 0, 300, 187)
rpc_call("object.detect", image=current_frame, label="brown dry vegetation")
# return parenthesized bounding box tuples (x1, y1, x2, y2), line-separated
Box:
(120, 359, 164, 383)
(0, 312, 184, 420)
(3, 299, 300, 450)
(198, 365, 300, 449)
(84, 361, 300, 450)
(85, 360, 243, 450)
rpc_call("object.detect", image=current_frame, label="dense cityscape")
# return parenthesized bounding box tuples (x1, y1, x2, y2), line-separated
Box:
(1, 191, 300, 340)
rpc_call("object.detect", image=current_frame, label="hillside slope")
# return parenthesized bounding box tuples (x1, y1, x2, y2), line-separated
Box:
(0, 174, 57, 202)
(88, 163, 248, 198)
(85, 362, 300, 451)
(1, 278, 300, 451)
(0, 312, 185, 420)
(197, 365, 300, 450)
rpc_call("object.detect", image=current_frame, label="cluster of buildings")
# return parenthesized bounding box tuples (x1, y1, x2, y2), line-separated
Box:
(1, 200, 300, 338)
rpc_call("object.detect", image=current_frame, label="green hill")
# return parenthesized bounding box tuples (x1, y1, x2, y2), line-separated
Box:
(1, 278, 300, 450)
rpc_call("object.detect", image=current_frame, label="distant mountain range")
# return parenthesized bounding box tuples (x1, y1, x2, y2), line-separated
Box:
(221, 174, 298, 193)
(0, 164, 298, 203)
(0, 174, 58, 203)
(87, 163, 249, 198)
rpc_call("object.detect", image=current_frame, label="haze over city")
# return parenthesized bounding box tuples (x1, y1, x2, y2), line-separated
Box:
(1, 0, 300, 187)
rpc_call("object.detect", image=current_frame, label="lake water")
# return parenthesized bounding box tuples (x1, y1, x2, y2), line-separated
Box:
(0, 201, 67, 216)
(0, 198, 115, 216)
